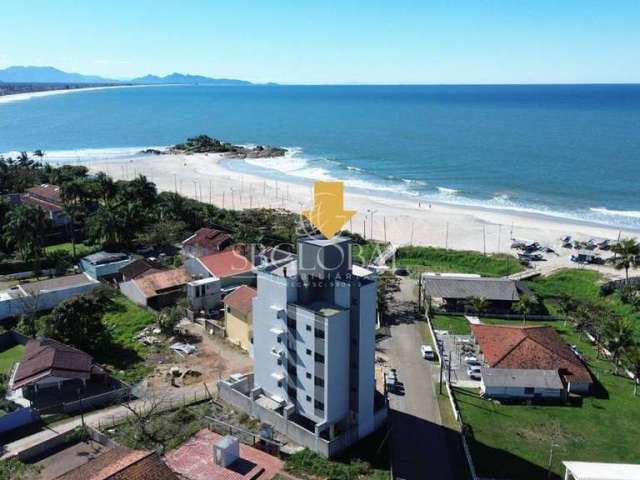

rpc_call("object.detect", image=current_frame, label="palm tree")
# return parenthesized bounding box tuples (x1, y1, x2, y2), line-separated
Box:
(608, 237, 640, 282)
(61, 179, 89, 258)
(3, 205, 49, 260)
(605, 316, 636, 375)
(465, 296, 489, 316)
(513, 294, 533, 325)
(626, 347, 640, 396)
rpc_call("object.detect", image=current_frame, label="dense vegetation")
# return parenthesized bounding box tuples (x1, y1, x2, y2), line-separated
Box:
(173, 134, 236, 153)
(394, 245, 523, 277)
(0, 151, 305, 273)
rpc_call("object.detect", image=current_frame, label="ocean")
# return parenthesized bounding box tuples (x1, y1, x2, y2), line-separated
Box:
(1, 84, 639, 229)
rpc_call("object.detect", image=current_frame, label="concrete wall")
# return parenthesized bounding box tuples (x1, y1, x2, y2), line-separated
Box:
(481, 384, 564, 400)
(218, 377, 388, 458)
(0, 408, 40, 434)
(187, 277, 221, 312)
(225, 308, 252, 351)
(253, 271, 291, 402)
(1, 281, 99, 320)
(80, 258, 132, 280)
(323, 309, 350, 424)
(119, 280, 147, 306)
(356, 278, 377, 437)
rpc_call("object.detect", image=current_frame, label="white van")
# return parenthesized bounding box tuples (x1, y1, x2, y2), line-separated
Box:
(420, 345, 435, 360)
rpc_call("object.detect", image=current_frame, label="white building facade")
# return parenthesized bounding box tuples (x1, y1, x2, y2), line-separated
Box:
(252, 236, 378, 440)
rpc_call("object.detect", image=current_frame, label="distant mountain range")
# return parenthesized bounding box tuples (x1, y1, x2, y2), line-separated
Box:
(0, 66, 254, 86)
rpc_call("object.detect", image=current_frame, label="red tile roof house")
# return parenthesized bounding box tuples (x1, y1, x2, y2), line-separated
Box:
(185, 250, 256, 289)
(20, 184, 70, 226)
(164, 429, 284, 480)
(471, 324, 593, 398)
(8, 337, 123, 412)
(182, 228, 232, 258)
(56, 445, 178, 480)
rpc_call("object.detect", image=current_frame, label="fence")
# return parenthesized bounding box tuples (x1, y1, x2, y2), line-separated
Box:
(205, 415, 282, 456)
(424, 313, 478, 480)
(94, 385, 213, 431)
(431, 309, 559, 322)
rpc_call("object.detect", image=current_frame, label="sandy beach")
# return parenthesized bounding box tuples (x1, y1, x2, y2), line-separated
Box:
(0, 84, 152, 104)
(75, 152, 634, 279)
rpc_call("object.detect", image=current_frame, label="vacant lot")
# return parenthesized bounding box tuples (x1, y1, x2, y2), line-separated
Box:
(99, 295, 157, 383)
(0, 344, 25, 375)
(455, 317, 640, 479)
(45, 242, 98, 258)
(394, 246, 522, 277)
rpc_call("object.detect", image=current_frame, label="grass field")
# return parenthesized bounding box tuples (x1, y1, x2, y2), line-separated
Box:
(528, 268, 640, 338)
(394, 246, 523, 277)
(455, 317, 640, 479)
(45, 242, 98, 258)
(0, 344, 24, 375)
(100, 295, 157, 383)
(353, 241, 388, 266)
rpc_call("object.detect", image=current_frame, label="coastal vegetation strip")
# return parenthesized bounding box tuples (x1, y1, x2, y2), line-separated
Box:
(394, 245, 523, 277)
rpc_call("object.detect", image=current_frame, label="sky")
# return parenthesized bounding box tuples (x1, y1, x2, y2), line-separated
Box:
(1, 0, 639, 84)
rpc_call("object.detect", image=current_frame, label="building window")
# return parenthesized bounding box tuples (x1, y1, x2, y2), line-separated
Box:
(314, 328, 325, 339)
(306, 395, 311, 402)
(306, 348, 312, 356)
(277, 380, 282, 387)
(306, 325, 312, 332)
(524, 387, 535, 395)
(277, 358, 282, 366)
(314, 352, 325, 363)
(314, 400, 324, 411)
(306, 372, 312, 379)
(288, 387, 297, 398)
(277, 336, 282, 343)
(314, 377, 324, 387)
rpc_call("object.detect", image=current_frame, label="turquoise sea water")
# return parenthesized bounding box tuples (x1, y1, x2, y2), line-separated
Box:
(1, 84, 639, 228)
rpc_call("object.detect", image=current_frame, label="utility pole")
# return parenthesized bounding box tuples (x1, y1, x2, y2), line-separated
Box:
(363, 218, 367, 241)
(209, 179, 212, 204)
(174, 174, 178, 193)
(410, 220, 415, 246)
(445, 222, 449, 249)
(483, 224, 487, 255)
(383, 216, 387, 243)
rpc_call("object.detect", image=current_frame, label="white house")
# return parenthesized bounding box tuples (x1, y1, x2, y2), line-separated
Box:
(0, 273, 100, 321)
(480, 368, 566, 401)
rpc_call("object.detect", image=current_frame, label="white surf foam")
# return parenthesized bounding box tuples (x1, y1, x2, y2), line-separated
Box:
(437, 186, 459, 195)
(590, 207, 640, 219)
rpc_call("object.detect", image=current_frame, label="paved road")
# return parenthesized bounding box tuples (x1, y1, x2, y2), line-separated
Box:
(384, 277, 461, 479)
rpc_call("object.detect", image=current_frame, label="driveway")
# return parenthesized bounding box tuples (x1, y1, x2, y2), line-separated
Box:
(381, 277, 464, 479)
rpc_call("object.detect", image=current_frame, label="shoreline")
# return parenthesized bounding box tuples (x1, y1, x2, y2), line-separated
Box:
(0, 84, 159, 104)
(61, 151, 634, 279)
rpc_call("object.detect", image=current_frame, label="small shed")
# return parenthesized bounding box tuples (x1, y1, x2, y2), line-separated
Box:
(480, 368, 565, 401)
(563, 461, 640, 480)
(214, 435, 240, 468)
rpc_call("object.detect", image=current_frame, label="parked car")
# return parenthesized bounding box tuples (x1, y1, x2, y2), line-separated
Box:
(394, 267, 409, 276)
(421, 344, 435, 360)
(463, 355, 479, 364)
(467, 366, 482, 379)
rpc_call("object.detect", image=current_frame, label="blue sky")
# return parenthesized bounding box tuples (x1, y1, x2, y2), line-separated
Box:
(1, 1, 639, 84)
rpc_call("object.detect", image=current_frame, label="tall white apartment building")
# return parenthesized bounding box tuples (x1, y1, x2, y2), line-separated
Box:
(252, 235, 378, 440)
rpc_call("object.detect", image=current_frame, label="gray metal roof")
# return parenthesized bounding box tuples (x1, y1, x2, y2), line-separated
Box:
(481, 368, 564, 389)
(83, 251, 129, 265)
(20, 273, 97, 295)
(423, 276, 521, 301)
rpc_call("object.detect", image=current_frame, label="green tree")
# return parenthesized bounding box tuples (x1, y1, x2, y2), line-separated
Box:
(626, 347, 640, 396)
(465, 296, 489, 316)
(158, 305, 184, 336)
(605, 316, 636, 375)
(512, 293, 533, 325)
(47, 295, 111, 353)
(377, 271, 400, 325)
(137, 220, 187, 249)
(608, 237, 640, 282)
(3, 204, 49, 260)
